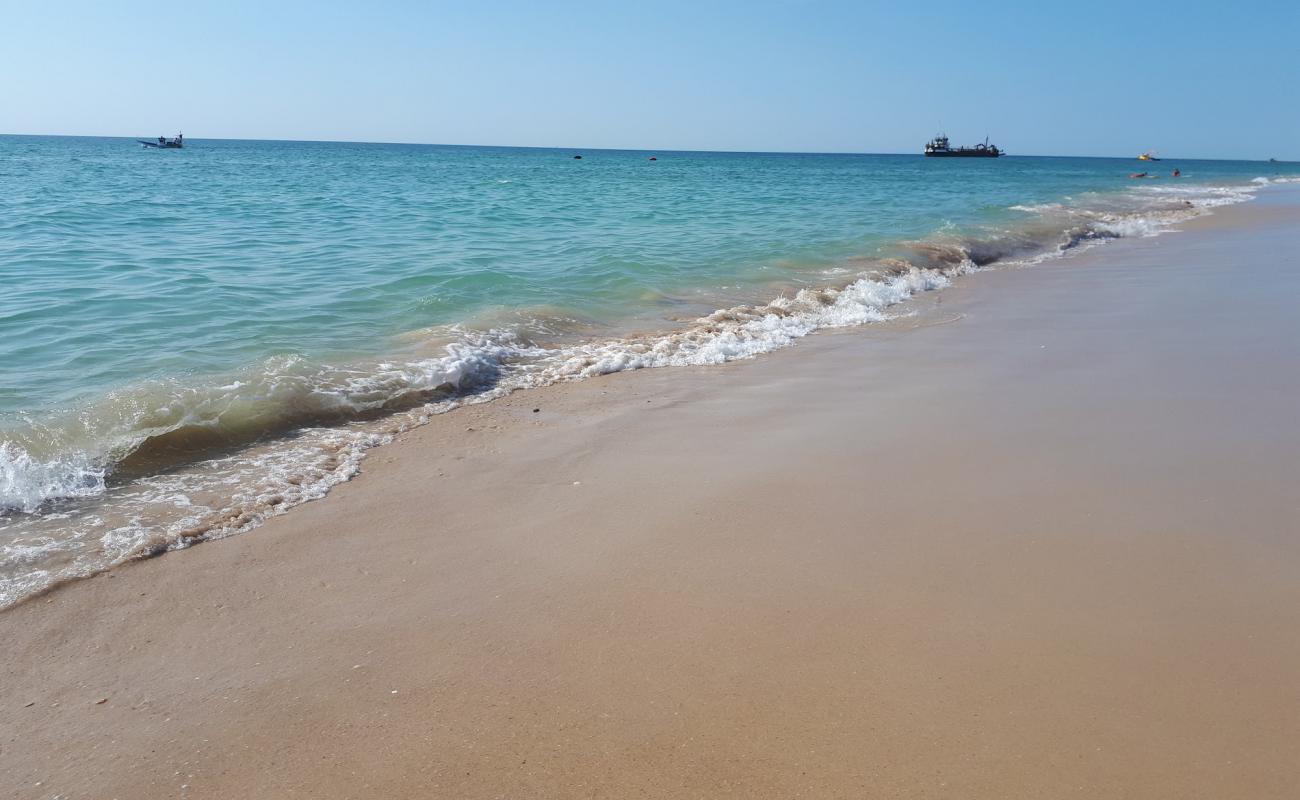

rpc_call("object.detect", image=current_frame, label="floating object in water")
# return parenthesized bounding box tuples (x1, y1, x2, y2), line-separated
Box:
(924, 133, 1002, 158)
(648, 157, 657, 161)
(573, 155, 583, 159)
(1138, 152, 1159, 161)
(138, 132, 184, 149)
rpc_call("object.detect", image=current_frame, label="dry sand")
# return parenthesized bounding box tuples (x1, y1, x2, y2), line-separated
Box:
(4, 187, 1299, 799)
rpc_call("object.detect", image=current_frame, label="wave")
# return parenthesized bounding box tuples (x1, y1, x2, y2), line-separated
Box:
(534, 265, 964, 380)
(0, 343, 532, 514)
(0, 177, 1266, 607)
(1, 264, 960, 519)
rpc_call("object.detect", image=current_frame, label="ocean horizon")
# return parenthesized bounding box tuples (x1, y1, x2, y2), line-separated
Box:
(7, 132, 1293, 161)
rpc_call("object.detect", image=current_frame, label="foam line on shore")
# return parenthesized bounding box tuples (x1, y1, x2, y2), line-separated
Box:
(0, 178, 1270, 608)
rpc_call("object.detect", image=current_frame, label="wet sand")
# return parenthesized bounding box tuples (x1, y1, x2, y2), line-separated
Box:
(4, 187, 1299, 799)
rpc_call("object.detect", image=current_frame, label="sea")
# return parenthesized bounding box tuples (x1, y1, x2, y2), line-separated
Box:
(2, 134, 1296, 606)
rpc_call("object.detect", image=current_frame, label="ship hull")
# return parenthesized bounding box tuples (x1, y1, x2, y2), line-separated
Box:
(925, 150, 1000, 158)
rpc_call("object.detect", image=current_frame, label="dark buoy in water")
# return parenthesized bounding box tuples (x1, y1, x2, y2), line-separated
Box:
(648, 157, 657, 161)
(573, 155, 582, 159)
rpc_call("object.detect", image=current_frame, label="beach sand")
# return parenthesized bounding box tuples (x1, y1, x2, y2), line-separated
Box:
(4, 187, 1299, 799)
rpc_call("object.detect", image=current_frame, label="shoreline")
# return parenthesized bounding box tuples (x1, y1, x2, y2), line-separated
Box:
(4, 186, 1300, 797)
(2, 176, 1283, 607)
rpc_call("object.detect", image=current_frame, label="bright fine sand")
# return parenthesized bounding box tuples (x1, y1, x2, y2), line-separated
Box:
(4, 187, 1299, 799)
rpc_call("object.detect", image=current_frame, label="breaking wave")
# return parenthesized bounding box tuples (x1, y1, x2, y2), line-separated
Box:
(0, 177, 1268, 607)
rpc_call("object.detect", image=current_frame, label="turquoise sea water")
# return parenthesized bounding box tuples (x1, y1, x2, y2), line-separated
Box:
(2, 134, 1296, 605)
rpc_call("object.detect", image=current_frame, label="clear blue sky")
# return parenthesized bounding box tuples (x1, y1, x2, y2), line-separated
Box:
(3, 0, 1296, 159)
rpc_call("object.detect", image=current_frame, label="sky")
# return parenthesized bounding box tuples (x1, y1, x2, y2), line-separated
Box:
(3, 0, 1297, 160)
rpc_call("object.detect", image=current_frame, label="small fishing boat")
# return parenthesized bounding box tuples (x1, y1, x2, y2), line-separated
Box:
(1137, 151, 1159, 161)
(139, 133, 184, 149)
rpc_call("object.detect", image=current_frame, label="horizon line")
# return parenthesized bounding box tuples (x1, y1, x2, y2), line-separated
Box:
(0, 132, 1287, 163)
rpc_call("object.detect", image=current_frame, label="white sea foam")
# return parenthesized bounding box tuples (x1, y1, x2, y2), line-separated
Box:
(1092, 215, 1171, 238)
(1129, 182, 1257, 209)
(0, 424, 398, 606)
(0, 176, 1275, 608)
(536, 266, 962, 380)
(0, 443, 107, 515)
(1009, 202, 1063, 213)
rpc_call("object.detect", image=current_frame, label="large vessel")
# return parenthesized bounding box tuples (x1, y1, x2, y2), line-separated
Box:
(924, 134, 1002, 158)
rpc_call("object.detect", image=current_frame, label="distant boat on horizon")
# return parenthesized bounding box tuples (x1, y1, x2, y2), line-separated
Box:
(924, 134, 1002, 158)
(1138, 151, 1160, 161)
(139, 133, 184, 149)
